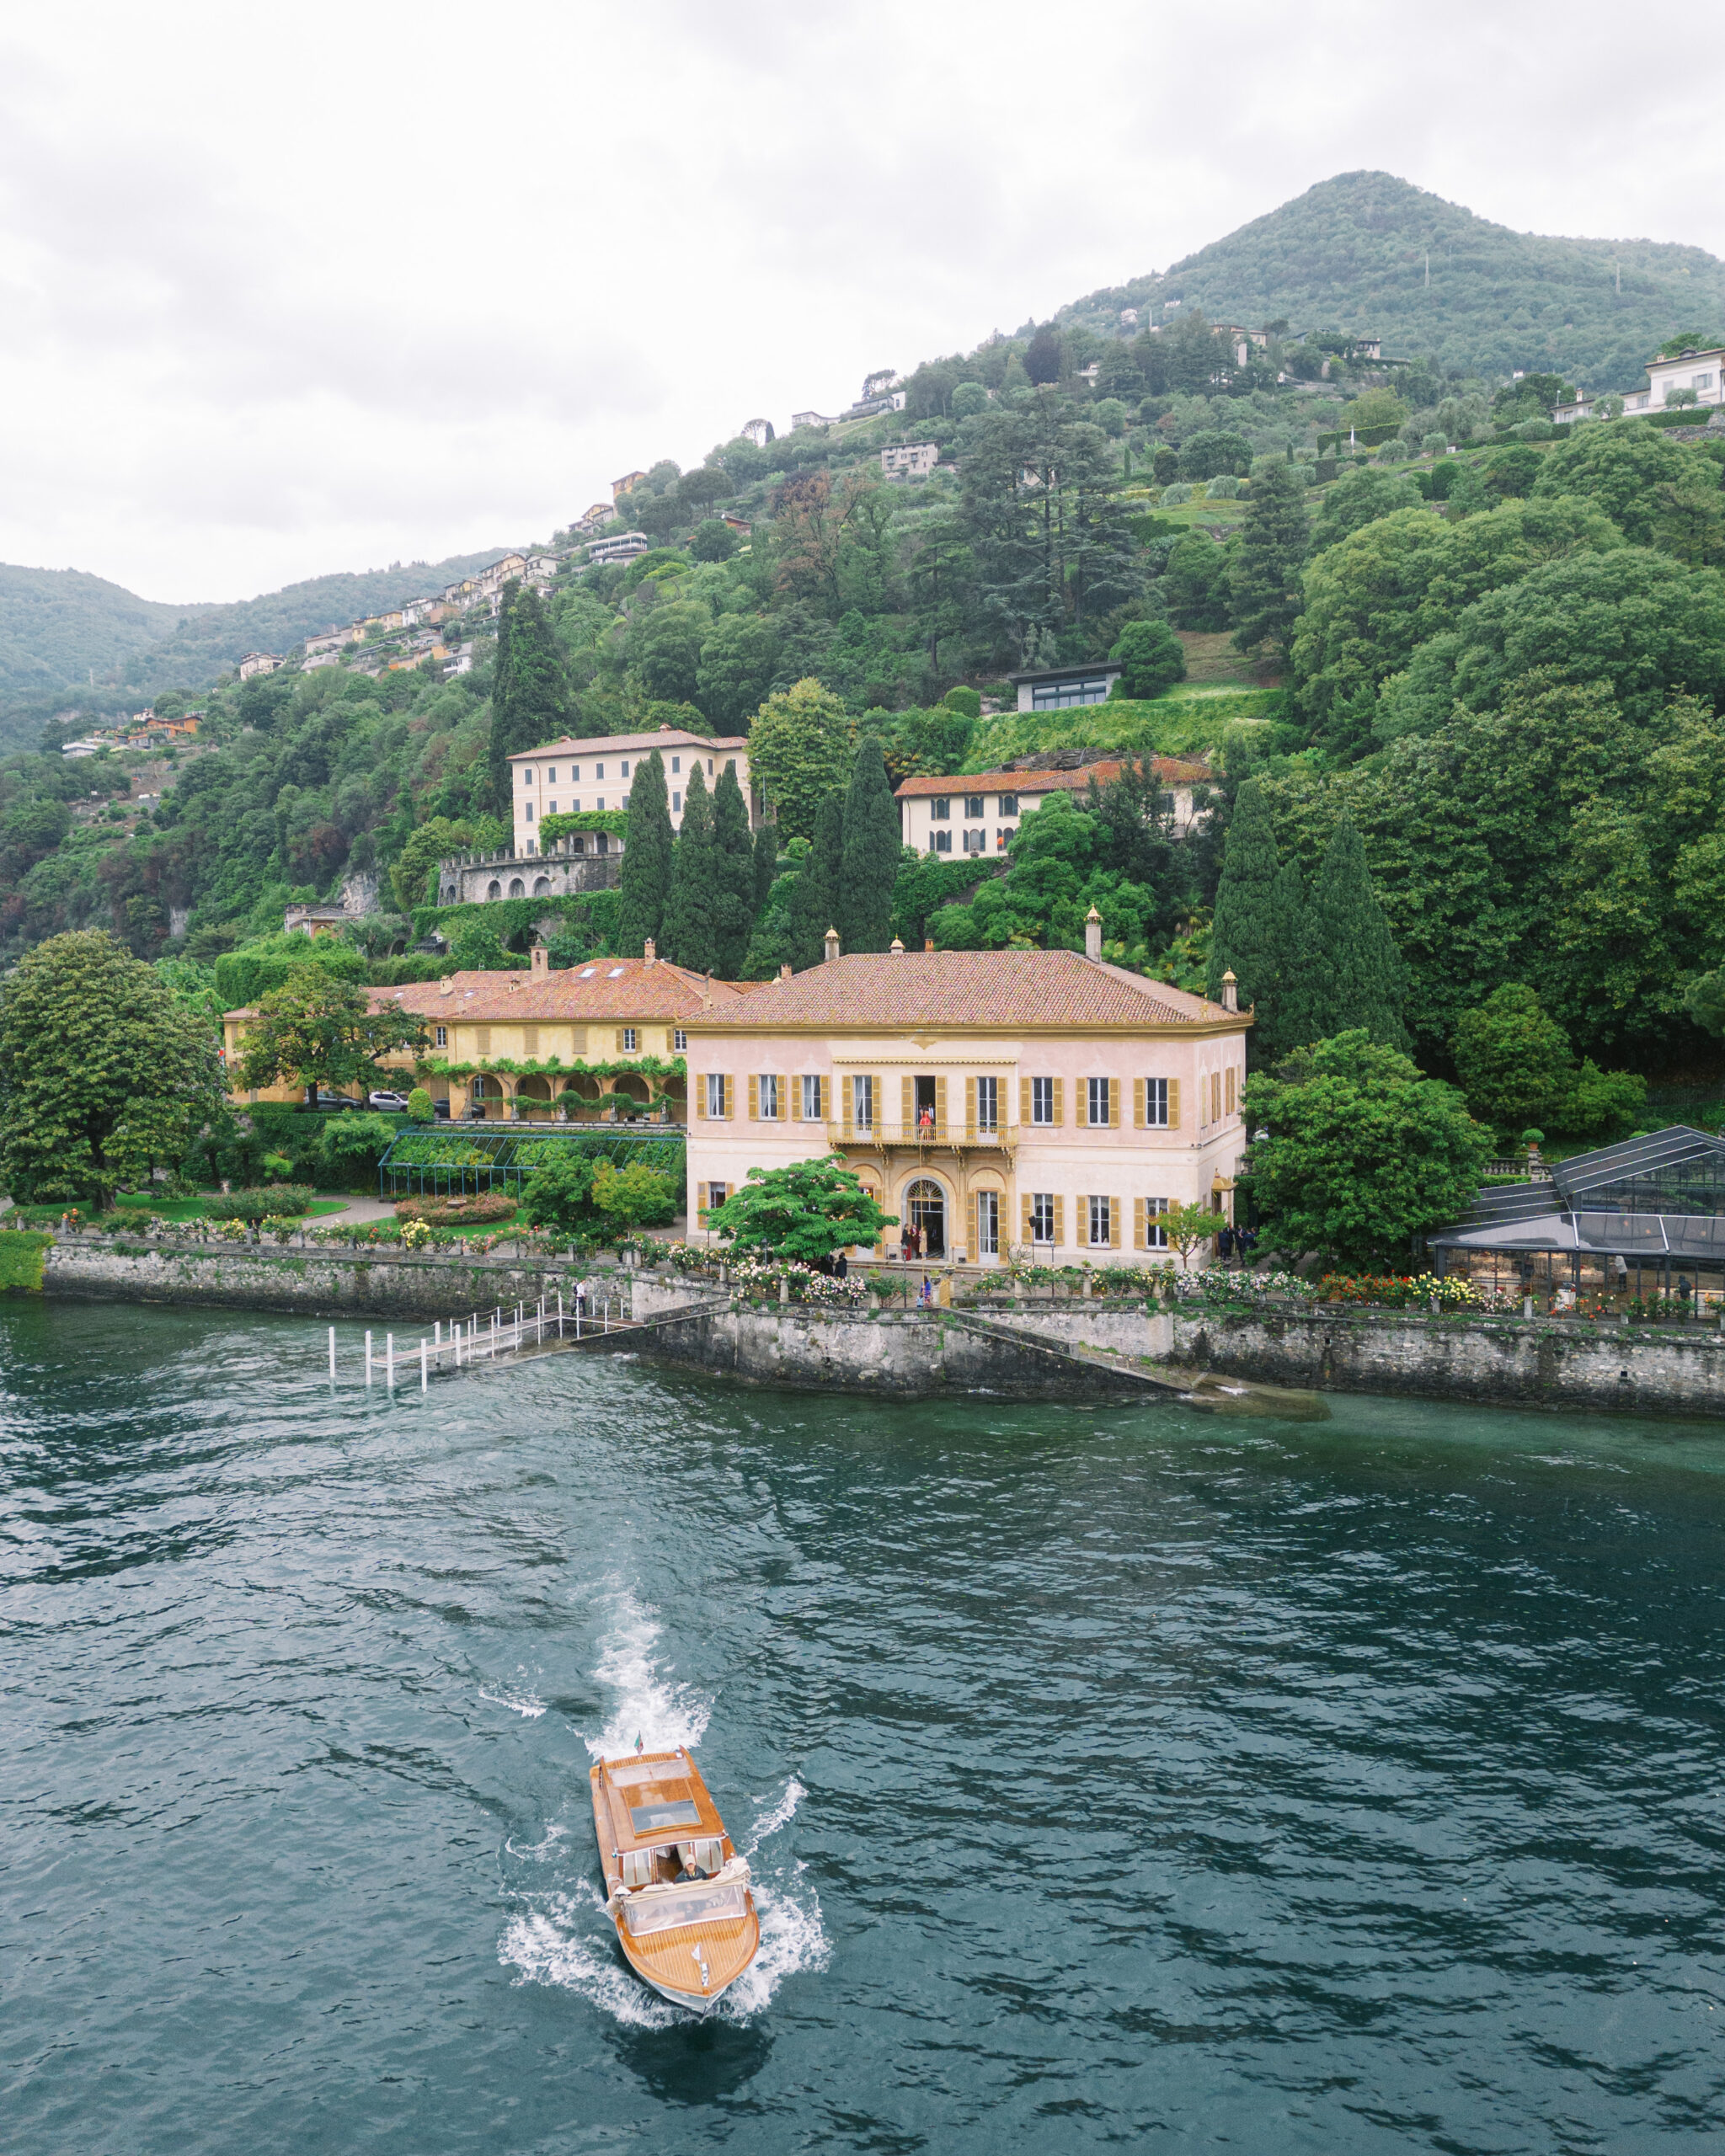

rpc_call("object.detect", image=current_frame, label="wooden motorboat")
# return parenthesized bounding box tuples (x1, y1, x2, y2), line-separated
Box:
(590, 1746, 761, 2008)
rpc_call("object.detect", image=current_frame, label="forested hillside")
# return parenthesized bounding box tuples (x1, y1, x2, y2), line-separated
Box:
(1058, 171, 1725, 392)
(0, 547, 515, 718)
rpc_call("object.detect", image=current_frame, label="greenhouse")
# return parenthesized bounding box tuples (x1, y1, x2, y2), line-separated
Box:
(1429, 1127, 1725, 1305)
(377, 1126, 686, 1202)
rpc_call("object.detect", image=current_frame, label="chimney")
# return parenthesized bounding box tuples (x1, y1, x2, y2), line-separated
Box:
(643, 937, 656, 965)
(923, 938, 934, 953)
(530, 944, 548, 975)
(1084, 905, 1103, 960)
(778, 962, 792, 981)
(823, 926, 840, 964)
(889, 937, 905, 957)
(1221, 969, 1239, 1012)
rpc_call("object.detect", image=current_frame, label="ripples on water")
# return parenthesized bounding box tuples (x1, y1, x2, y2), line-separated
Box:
(3, 1299, 1724, 2152)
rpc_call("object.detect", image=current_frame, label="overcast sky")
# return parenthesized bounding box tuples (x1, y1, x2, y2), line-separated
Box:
(1, 1, 1720, 603)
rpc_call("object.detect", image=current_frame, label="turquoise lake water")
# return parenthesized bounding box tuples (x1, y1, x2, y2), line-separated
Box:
(3, 1299, 1724, 2152)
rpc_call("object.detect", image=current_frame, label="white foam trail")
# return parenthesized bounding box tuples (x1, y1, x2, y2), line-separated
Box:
(499, 1901, 681, 2031)
(584, 1588, 711, 1763)
(481, 1683, 547, 1720)
(745, 1777, 804, 1852)
(721, 1876, 830, 2016)
(505, 1821, 567, 1860)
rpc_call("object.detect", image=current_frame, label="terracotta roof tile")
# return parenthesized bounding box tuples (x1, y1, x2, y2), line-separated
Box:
(508, 729, 745, 761)
(895, 756, 1209, 799)
(361, 958, 749, 1026)
(690, 949, 1243, 1032)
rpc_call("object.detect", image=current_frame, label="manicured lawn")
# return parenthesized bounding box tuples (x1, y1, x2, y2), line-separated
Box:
(107, 1193, 352, 1223)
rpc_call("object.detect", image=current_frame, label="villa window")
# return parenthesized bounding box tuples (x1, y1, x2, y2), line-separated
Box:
(975, 1188, 1000, 1257)
(852, 1074, 874, 1130)
(547, 768, 556, 783)
(1142, 1076, 1169, 1128)
(963, 829, 985, 854)
(521, 767, 532, 786)
(999, 793, 1018, 818)
(1030, 1075, 1055, 1126)
(672, 792, 681, 811)
(930, 798, 951, 819)
(964, 795, 983, 819)
(800, 1075, 823, 1120)
(996, 829, 1013, 850)
(1141, 1197, 1168, 1249)
(674, 1028, 687, 1052)
(621, 1027, 638, 1052)
(1087, 1195, 1113, 1247)
(595, 764, 605, 778)
(524, 802, 534, 821)
(708, 1182, 728, 1213)
(1029, 1192, 1055, 1243)
(622, 760, 630, 776)
(1087, 1076, 1113, 1127)
(975, 1075, 998, 1132)
(705, 1073, 728, 1118)
(756, 1073, 781, 1119)
(435, 1026, 446, 1049)
(671, 756, 681, 773)
(933, 830, 952, 853)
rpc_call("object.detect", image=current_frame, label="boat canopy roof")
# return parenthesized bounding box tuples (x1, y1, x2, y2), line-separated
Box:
(596, 1750, 725, 1851)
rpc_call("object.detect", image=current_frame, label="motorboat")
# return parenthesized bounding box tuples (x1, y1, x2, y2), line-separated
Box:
(589, 1746, 761, 2007)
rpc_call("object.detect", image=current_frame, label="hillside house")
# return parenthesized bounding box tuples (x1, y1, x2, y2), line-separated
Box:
(583, 531, 650, 568)
(238, 653, 281, 680)
(684, 933, 1251, 1261)
(881, 443, 939, 481)
(400, 597, 447, 629)
(1007, 661, 1124, 712)
(611, 471, 647, 500)
(510, 728, 753, 852)
(896, 757, 1209, 857)
(304, 628, 347, 658)
(1557, 346, 1725, 424)
(575, 503, 615, 536)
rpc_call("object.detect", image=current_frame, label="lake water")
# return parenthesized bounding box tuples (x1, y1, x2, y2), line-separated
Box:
(4, 1301, 1725, 2153)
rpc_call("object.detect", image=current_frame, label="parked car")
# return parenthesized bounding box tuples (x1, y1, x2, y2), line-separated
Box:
(315, 1093, 365, 1111)
(368, 1090, 411, 1112)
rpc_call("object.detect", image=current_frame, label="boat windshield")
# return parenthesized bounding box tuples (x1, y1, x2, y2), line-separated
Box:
(624, 1881, 747, 1937)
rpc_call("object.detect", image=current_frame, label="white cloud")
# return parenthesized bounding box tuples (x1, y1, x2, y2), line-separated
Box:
(0, 0, 1719, 599)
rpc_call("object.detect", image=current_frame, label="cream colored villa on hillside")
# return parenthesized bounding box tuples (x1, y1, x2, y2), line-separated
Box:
(684, 921, 1252, 1263)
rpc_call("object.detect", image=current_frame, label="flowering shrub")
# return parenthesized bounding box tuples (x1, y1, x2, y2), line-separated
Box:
(1317, 1271, 1483, 1310)
(400, 1218, 432, 1251)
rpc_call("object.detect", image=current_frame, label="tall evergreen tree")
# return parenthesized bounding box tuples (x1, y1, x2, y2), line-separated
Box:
(613, 750, 673, 957)
(1230, 463, 1310, 664)
(1304, 819, 1408, 1048)
(486, 580, 571, 816)
(659, 765, 718, 973)
(788, 789, 844, 971)
(837, 738, 901, 954)
(1208, 778, 1281, 1009)
(752, 819, 780, 917)
(708, 763, 756, 977)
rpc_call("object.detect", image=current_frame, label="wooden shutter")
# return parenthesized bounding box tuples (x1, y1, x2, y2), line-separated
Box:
(522, 1026, 538, 1056)
(748, 1075, 758, 1120)
(695, 1075, 706, 1120)
(966, 1192, 976, 1260)
(1167, 1078, 1180, 1129)
(720, 1075, 731, 1119)
(1052, 1195, 1065, 1246)
(1019, 1076, 1030, 1129)
(1226, 1065, 1236, 1115)
(896, 1075, 909, 1139)
(935, 1075, 947, 1138)
(475, 1026, 490, 1054)
(1109, 1198, 1121, 1249)
(1134, 1196, 1146, 1251)
(841, 1075, 853, 1139)
(569, 1027, 587, 1058)
(965, 1076, 976, 1140)
(1108, 1078, 1120, 1129)
(1134, 1078, 1145, 1129)
(1022, 1192, 1034, 1243)
(1052, 1078, 1064, 1127)
(1212, 1072, 1221, 1123)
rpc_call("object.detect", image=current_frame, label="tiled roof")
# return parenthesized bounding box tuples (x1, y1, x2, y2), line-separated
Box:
(895, 757, 1208, 799)
(692, 949, 1241, 1031)
(365, 959, 751, 1025)
(508, 729, 745, 762)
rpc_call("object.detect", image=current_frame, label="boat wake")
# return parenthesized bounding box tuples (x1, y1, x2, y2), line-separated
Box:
(582, 1587, 711, 1763)
(480, 1680, 547, 1719)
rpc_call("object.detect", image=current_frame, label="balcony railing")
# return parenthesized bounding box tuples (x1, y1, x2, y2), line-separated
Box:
(829, 1121, 1013, 1150)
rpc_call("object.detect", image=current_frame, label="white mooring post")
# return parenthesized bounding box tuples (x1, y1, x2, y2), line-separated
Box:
(386, 1334, 394, 1390)
(328, 1326, 336, 1381)
(365, 1331, 373, 1386)
(435, 1320, 441, 1346)
(420, 1338, 429, 1391)
(490, 1313, 498, 1358)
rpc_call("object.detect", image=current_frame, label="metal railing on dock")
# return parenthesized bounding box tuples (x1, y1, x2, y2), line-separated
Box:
(335, 1287, 632, 1390)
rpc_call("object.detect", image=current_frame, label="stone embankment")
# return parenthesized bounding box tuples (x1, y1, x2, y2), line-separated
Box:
(20, 1235, 1725, 1416)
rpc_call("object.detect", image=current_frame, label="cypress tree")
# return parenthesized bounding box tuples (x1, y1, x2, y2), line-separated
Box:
(613, 750, 673, 957)
(837, 737, 901, 954)
(788, 790, 844, 971)
(486, 580, 571, 816)
(1208, 778, 1282, 1011)
(708, 763, 756, 978)
(752, 819, 780, 917)
(1260, 859, 1311, 1061)
(1303, 819, 1407, 1048)
(1230, 464, 1310, 664)
(659, 765, 718, 973)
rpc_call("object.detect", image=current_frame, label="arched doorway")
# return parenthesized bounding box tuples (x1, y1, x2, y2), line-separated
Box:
(905, 1177, 946, 1259)
(508, 877, 525, 898)
(532, 876, 551, 894)
(486, 880, 501, 899)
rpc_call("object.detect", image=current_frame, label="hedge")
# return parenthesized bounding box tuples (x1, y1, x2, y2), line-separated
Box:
(0, 1230, 54, 1290)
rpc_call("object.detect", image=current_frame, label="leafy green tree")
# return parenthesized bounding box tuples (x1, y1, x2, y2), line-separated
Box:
(1177, 430, 1252, 480)
(236, 966, 427, 1107)
(591, 1157, 679, 1228)
(518, 1146, 597, 1230)
(1307, 466, 1424, 554)
(708, 762, 756, 977)
(449, 916, 515, 970)
(1300, 819, 1407, 1049)
(1653, 467, 1725, 567)
(1164, 533, 1233, 630)
(1530, 419, 1686, 543)
(629, 601, 710, 705)
(389, 816, 472, 911)
(838, 737, 902, 956)
(1108, 617, 1187, 698)
(659, 762, 718, 972)
(1241, 1033, 1491, 1267)
(1162, 1199, 1227, 1273)
(705, 1158, 895, 1262)
(749, 678, 851, 841)
(614, 750, 673, 957)
(487, 580, 571, 815)
(1450, 983, 1575, 1136)
(212, 931, 368, 1011)
(407, 1086, 434, 1122)
(691, 520, 739, 563)
(0, 930, 226, 1208)
(788, 788, 845, 969)
(1230, 464, 1310, 663)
